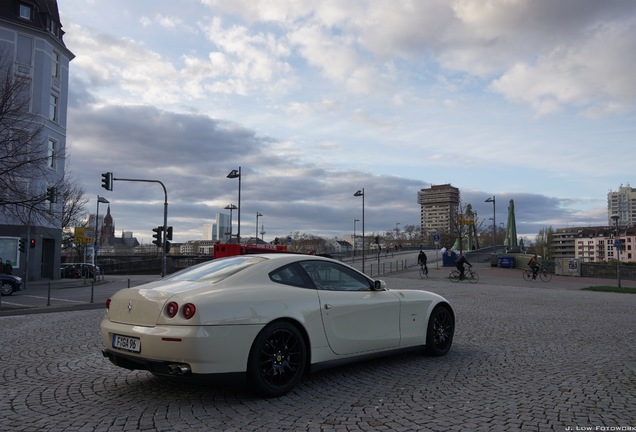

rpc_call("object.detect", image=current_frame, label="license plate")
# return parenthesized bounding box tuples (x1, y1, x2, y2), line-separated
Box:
(112, 334, 141, 353)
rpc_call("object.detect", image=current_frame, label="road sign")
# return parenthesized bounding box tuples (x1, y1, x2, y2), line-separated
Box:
(434, 234, 440, 245)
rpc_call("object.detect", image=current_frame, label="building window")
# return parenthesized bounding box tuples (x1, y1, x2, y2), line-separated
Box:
(48, 138, 57, 169)
(52, 51, 60, 78)
(49, 94, 58, 122)
(19, 3, 32, 20)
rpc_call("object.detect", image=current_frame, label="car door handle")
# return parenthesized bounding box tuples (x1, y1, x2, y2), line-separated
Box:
(324, 304, 333, 310)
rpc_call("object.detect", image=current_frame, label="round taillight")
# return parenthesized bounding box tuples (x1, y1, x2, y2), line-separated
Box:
(106, 298, 111, 310)
(166, 302, 179, 318)
(182, 303, 196, 320)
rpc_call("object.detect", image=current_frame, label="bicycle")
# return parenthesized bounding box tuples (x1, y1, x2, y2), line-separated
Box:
(522, 266, 552, 282)
(419, 263, 429, 278)
(449, 266, 479, 283)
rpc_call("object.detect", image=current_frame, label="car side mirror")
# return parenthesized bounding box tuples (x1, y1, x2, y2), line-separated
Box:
(373, 280, 387, 291)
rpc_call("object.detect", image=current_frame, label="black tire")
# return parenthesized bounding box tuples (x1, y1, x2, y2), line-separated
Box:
(419, 266, 428, 278)
(425, 305, 454, 356)
(1, 282, 14, 296)
(540, 270, 552, 282)
(467, 270, 479, 284)
(449, 270, 460, 283)
(522, 269, 532, 281)
(247, 321, 307, 397)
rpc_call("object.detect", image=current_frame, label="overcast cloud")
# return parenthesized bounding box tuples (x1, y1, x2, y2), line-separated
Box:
(60, 0, 636, 244)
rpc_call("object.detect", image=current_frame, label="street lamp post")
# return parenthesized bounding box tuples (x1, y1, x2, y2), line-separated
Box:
(227, 167, 241, 243)
(93, 196, 109, 282)
(256, 212, 262, 242)
(611, 214, 621, 288)
(485, 196, 496, 253)
(353, 218, 359, 262)
(224, 204, 237, 242)
(354, 189, 365, 273)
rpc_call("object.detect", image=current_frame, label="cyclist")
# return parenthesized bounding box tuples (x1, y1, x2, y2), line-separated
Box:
(528, 254, 540, 279)
(456, 253, 472, 280)
(418, 250, 428, 275)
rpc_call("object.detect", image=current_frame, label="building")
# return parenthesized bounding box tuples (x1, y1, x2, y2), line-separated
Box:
(418, 184, 460, 240)
(608, 185, 636, 227)
(0, 0, 73, 280)
(552, 225, 636, 263)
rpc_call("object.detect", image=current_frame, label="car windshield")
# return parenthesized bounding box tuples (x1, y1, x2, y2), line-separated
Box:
(163, 256, 266, 283)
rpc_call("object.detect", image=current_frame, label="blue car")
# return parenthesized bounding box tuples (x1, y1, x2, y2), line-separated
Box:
(0, 274, 23, 296)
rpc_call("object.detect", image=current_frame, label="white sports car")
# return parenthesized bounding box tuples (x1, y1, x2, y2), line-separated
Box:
(100, 253, 454, 397)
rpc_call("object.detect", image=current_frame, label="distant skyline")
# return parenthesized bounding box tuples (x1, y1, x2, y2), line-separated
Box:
(59, 0, 636, 244)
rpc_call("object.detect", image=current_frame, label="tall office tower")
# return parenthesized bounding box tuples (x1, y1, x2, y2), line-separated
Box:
(418, 184, 460, 239)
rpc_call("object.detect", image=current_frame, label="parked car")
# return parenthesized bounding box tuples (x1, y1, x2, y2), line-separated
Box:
(101, 254, 454, 397)
(61, 263, 100, 278)
(0, 274, 23, 296)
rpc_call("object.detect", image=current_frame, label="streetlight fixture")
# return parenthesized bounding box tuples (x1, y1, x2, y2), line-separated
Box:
(611, 214, 621, 288)
(485, 196, 496, 253)
(256, 212, 262, 243)
(93, 196, 109, 282)
(227, 167, 241, 243)
(353, 218, 359, 262)
(224, 204, 237, 242)
(354, 189, 365, 273)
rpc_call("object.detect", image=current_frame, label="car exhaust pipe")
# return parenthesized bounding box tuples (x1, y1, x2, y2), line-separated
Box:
(168, 363, 191, 375)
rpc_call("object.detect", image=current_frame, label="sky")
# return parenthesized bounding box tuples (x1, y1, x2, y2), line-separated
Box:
(58, 0, 636, 245)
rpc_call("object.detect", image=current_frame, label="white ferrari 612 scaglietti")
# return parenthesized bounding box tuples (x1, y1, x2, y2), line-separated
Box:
(100, 253, 454, 397)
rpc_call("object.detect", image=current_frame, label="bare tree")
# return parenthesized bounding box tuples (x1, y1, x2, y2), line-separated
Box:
(60, 172, 89, 251)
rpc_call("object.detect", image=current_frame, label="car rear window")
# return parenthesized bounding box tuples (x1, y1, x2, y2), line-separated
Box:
(163, 256, 266, 283)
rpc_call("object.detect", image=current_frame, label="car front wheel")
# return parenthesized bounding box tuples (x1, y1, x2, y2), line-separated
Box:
(1, 282, 14, 296)
(425, 305, 454, 356)
(247, 321, 307, 397)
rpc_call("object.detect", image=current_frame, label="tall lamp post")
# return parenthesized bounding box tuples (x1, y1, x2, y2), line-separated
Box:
(353, 218, 359, 262)
(224, 204, 237, 242)
(256, 212, 262, 242)
(611, 214, 621, 288)
(93, 196, 109, 282)
(485, 196, 496, 253)
(227, 167, 241, 243)
(354, 189, 365, 273)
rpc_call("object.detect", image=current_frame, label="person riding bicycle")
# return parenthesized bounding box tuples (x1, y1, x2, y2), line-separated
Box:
(418, 250, 428, 275)
(456, 254, 472, 280)
(528, 254, 540, 279)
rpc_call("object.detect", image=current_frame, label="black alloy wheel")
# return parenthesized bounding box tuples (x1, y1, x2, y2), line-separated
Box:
(247, 321, 307, 397)
(425, 305, 454, 356)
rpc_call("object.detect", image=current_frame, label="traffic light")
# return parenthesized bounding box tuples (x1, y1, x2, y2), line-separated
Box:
(47, 187, 57, 203)
(164, 241, 171, 253)
(19, 239, 25, 253)
(165, 226, 173, 241)
(30, 238, 36, 248)
(152, 226, 163, 247)
(101, 172, 113, 191)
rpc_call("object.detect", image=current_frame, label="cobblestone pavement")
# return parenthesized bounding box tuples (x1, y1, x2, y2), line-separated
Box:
(0, 271, 635, 431)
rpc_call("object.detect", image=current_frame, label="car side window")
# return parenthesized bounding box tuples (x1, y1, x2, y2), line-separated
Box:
(269, 264, 310, 288)
(298, 261, 372, 291)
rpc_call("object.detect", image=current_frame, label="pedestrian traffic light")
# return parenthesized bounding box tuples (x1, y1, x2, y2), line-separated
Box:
(165, 226, 173, 241)
(101, 172, 113, 191)
(30, 238, 36, 248)
(19, 238, 25, 252)
(152, 226, 163, 247)
(164, 240, 171, 253)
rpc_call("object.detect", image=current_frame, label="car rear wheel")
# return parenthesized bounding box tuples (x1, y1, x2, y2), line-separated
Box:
(247, 321, 307, 397)
(425, 305, 454, 356)
(1, 282, 14, 296)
